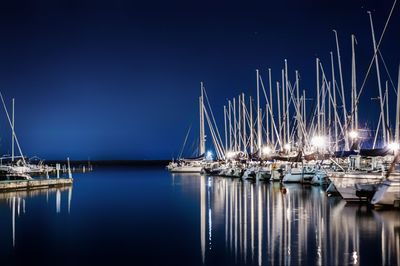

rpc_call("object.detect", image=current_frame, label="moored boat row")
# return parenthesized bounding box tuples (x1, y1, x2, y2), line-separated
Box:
(167, 12, 400, 208)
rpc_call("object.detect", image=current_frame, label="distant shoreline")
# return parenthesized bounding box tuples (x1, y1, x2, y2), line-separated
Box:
(45, 160, 170, 167)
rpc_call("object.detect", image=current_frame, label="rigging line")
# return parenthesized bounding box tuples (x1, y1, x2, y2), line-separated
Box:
(378, 49, 398, 95)
(0, 92, 26, 165)
(259, 75, 281, 145)
(356, 0, 398, 103)
(286, 80, 309, 143)
(179, 124, 192, 159)
(203, 87, 224, 152)
(320, 62, 345, 137)
(204, 107, 223, 159)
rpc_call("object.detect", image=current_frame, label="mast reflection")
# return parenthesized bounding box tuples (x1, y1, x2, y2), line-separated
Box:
(193, 176, 399, 266)
(1, 186, 73, 247)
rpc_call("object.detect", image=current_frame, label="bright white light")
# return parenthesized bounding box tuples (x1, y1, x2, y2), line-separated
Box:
(226, 151, 236, 159)
(311, 136, 326, 148)
(284, 143, 291, 151)
(388, 142, 400, 151)
(262, 146, 272, 155)
(206, 151, 213, 160)
(349, 131, 358, 139)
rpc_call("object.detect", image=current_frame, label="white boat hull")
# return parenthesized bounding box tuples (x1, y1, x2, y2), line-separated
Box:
(371, 179, 400, 206)
(329, 173, 383, 201)
(169, 166, 203, 173)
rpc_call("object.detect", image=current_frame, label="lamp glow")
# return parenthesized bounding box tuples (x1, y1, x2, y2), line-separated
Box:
(388, 142, 400, 151)
(226, 151, 236, 159)
(284, 143, 291, 151)
(349, 131, 358, 139)
(206, 151, 213, 160)
(311, 136, 326, 148)
(262, 146, 272, 155)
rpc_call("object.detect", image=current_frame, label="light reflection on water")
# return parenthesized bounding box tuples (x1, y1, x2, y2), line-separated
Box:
(1, 186, 72, 248)
(0, 169, 398, 266)
(173, 174, 400, 266)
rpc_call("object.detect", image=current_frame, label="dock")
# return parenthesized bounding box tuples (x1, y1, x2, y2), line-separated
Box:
(0, 178, 73, 191)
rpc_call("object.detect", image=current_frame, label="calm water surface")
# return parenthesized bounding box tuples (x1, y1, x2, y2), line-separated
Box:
(1, 167, 399, 266)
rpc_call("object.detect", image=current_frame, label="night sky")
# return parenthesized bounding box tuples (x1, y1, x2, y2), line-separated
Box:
(0, 0, 398, 160)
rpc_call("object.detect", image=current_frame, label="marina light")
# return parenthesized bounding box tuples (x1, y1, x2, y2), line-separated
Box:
(206, 151, 213, 160)
(388, 142, 400, 151)
(311, 136, 326, 148)
(349, 131, 358, 139)
(284, 143, 291, 151)
(226, 151, 236, 159)
(262, 146, 272, 155)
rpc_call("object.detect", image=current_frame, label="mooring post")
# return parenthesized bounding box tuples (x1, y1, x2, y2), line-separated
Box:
(67, 157, 72, 179)
(56, 163, 60, 179)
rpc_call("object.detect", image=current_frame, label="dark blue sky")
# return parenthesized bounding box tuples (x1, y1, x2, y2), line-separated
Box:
(0, 0, 398, 160)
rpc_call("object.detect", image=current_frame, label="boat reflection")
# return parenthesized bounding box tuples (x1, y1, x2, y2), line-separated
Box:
(174, 175, 400, 265)
(0, 186, 73, 247)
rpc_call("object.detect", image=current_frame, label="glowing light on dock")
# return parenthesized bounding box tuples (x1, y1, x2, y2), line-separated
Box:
(284, 143, 291, 151)
(226, 151, 236, 159)
(262, 146, 272, 155)
(311, 136, 326, 148)
(388, 142, 400, 151)
(349, 131, 358, 139)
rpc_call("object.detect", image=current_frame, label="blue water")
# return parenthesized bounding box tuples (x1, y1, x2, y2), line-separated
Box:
(0, 167, 399, 266)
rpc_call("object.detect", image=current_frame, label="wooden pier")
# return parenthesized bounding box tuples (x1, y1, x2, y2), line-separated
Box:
(0, 178, 73, 191)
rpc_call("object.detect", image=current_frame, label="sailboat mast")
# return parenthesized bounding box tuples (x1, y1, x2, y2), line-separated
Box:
(224, 105, 227, 152)
(277, 81, 282, 149)
(395, 65, 400, 144)
(242, 93, 246, 154)
(316, 58, 321, 136)
(281, 69, 286, 146)
(333, 30, 349, 150)
(351, 34, 358, 131)
(266, 103, 269, 144)
(303, 89, 306, 135)
(296, 70, 301, 144)
(268, 68, 274, 146)
(285, 60, 289, 144)
(256, 69, 262, 156)
(233, 98, 237, 151)
(199, 82, 206, 155)
(238, 95, 241, 151)
(322, 70, 326, 136)
(368, 11, 386, 146)
(328, 81, 332, 151)
(12, 98, 15, 162)
(249, 96, 254, 153)
(330, 51, 339, 151)
(386, 81, 389, 141)
(229, 100, 232, 151)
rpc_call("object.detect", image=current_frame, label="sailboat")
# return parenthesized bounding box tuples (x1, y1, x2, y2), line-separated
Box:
(167, 83, 208, 173)
(0, 94, 57, 180)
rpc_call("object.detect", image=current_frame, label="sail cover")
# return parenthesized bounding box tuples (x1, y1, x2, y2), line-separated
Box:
(180, 153, 205, 161)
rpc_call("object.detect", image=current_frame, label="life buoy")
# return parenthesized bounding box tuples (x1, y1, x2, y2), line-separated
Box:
(305, 166, 314, 173)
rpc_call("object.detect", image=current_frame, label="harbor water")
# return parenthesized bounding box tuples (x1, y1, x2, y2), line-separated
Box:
(0, 167, 399, 266)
